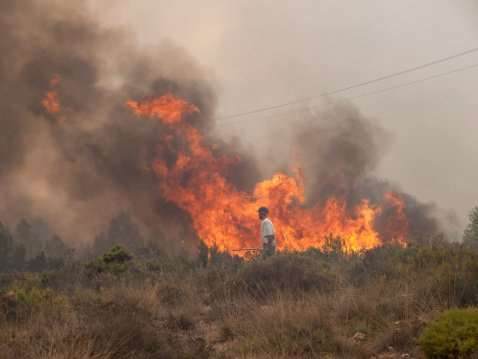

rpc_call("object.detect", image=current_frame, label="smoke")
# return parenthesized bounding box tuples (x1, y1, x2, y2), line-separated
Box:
(0, 0, 220, 246)
(289, 101, 458, 241)
(0, 0, 456, 249)
(293, 102, 389, 205)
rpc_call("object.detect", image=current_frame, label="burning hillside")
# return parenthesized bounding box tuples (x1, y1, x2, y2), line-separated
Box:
(126, 94, 407, 254)
(0, 0, 447, 252)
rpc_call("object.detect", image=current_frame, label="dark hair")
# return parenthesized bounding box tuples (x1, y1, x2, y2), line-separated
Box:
(258, 206, 269, 214)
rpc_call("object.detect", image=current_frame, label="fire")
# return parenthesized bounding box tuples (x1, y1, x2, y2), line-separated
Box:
(384, 192, 408, 245)
(42, 74, 61, 114)
(126, 94, 199, 124)
(50, 74, 61, 87)
(42, 91, 61, 114)
(127, 94, 408, 254)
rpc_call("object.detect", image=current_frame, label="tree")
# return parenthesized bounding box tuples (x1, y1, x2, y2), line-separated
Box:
(14, 218, 69, 262)
(0, 222, 13, 271)
(93, 212, 144, 255)
(10, 244, 26, 270)
(463, 207, 478, 244)
(14, 218, 42, 259)
(27, 251, 48, 272)
(45, 235, 68, 258)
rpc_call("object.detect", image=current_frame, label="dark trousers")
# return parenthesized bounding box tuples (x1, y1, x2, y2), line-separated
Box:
(263, 242, 276, 258)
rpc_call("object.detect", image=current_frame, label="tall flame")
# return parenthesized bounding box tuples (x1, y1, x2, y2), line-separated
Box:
(384, 191, 409, 245)
(127, 94, 408, 254)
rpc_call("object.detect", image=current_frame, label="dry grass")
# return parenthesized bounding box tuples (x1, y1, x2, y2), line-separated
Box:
(0, 277, 210, 359)
(0, 243, 477, 358)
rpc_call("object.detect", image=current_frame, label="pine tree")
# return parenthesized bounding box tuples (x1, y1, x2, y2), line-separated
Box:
(93, 212, 144, 255)
(463, 207, 478, 244)
(45, 235, 68, 258)
(0, 222, 13, 271)
(11, 244, 26, 270)
(14, 218, 38, 259)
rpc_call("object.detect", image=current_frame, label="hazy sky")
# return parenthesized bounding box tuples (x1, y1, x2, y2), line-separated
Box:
(89, 0, 478, 227)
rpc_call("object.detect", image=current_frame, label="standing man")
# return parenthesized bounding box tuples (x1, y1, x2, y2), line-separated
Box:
(258, 207, 276, 257)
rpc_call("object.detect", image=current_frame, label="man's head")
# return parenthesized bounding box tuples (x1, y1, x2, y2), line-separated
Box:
(258, 206, 269, 220)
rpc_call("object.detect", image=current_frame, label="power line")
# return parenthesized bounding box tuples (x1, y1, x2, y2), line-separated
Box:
(217, 46, 478, 122)
(216, 60, 478, 127)
(349, 62, 478, 100)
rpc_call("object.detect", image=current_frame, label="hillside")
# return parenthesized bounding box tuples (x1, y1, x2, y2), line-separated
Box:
(1, 241, 478, 358)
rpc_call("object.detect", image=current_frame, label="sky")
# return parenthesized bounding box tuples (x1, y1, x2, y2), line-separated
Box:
(88, 0, 478, 228)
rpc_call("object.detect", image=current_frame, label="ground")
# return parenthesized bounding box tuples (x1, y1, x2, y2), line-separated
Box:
(0, 242, 478, 358)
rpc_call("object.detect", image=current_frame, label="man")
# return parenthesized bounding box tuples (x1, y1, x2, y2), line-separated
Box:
(258, 206, 276, 257)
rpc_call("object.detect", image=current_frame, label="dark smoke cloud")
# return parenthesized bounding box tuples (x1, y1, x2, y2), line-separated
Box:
(290, 101, 457, 241)
(0, 0, 456, 249)
(0, 0, 222, 247)
(293, 102, 389, 205)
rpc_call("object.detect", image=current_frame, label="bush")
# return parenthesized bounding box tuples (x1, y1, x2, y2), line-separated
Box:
(0, 277, 68, 321)
(226, 253, 335, 299)
(1, 283, 211, 359)
(85, 245, 133, 275)
(419, 308, 478, 358)
(222, 294, 356, 358)
(101, 245, 132, 264)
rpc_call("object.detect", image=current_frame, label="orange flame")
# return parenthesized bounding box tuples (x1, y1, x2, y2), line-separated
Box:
(384, 192, 408, 245)
(126, 94, 199, 124)
(42, 91, 61, 114)
(127, 94, 408, 254)
(42, 75, 62, 115)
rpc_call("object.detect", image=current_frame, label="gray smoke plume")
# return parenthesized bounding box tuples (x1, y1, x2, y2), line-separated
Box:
(0, 0, 224, 248)
(290, 101, 458, 241)
(0, 0, 456, 250)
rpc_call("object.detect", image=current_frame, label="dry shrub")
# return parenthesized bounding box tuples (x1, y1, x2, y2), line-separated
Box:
(0, 281, 211, 359)
(331, 280, 427, 356)
(72, 284, 209, 359)
(1, 243, 478, 358)
(351, 245, 478, 308)
(223, 253, 335, 300)
(0, 276, 70, 323)
(219, 293, 360, 359)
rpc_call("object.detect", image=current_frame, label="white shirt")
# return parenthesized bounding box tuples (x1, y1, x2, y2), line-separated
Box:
(260, 218, 275, 245)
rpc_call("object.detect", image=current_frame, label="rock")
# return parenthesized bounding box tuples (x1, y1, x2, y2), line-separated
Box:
(352, 332, 366, 341)
(376, 353, 396, 359)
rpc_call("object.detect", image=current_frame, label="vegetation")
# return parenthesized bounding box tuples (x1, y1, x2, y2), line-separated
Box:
(85, 245, 133, 275)
(0, 219, 69, 273)
(0, 212, 478, 358)
(419, 308, 478, 358)
(464, 207, 478, 245)
(0, 239, 476, 358)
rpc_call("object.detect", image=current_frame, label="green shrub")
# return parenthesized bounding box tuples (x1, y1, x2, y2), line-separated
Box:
(85, 245, 133, 275)
(101, 245, 132, 264)
(419, 308, 478, 358)
(0, 277, 69, 321)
